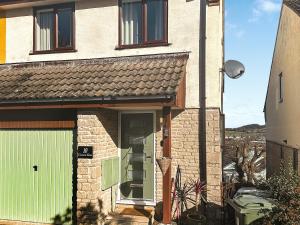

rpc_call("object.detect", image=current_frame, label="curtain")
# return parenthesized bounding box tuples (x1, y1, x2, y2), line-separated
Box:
(122, 0, 142, 45)
(147, 0, 164, 41)
(58, 8, 72, 48)
(36, 10, 54, 51)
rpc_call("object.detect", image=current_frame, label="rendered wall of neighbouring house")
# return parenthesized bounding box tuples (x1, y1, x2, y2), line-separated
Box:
(265, 5, 300, 147)
(265, 4, 300, 175)
(4, 0, 223, 110)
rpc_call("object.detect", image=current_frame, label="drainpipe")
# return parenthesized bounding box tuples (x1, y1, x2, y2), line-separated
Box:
(199, 0, 207, 182)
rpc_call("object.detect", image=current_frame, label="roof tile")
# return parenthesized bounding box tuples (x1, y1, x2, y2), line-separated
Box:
(284, 0, 300, 15)
(0, 53, 188, 103)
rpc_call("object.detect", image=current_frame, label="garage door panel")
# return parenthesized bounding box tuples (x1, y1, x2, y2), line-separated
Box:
(0, 131, 36, 221)
(37, 131, 73, 222)
(0, 130, 73, 223)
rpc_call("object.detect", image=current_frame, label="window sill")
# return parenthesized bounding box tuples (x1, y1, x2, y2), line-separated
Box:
(115, 42, 171, 50)
(29, 49, 77, 55)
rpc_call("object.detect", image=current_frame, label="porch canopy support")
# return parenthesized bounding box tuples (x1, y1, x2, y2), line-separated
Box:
(162, 106, 172, 224)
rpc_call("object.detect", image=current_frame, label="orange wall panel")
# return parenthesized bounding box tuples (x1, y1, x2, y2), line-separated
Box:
(0, 11, 6, 64)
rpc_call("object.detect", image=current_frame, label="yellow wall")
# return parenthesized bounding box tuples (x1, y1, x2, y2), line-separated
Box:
(0, 11, 5, 64)
(265, 5, 300, 148)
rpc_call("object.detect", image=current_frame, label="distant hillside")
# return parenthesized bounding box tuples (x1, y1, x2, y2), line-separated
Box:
(227, 124, 265, 132)
(226, 124, 266, 136)
(223, 124, 267, 181)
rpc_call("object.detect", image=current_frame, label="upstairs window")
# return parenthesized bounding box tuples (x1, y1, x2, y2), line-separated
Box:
(34, 3, 74, 53)
(279, 73, 283, 103)
(119, 0, 168, 48)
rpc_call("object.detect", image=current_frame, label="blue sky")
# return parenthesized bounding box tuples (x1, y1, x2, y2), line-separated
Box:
(224, 0, 282, 128)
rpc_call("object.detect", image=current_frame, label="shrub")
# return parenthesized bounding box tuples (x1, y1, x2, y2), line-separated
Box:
(259, 162, 300, 225)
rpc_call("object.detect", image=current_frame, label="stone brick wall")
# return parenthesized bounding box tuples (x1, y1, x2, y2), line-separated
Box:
(206, 108, 222, 205)
(155, 108, 222, 208)
(77, 109, 118, 224)
(155, 109, 200, 201)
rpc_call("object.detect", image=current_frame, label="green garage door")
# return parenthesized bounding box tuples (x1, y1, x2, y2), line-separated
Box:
(0, 130, 73, 223)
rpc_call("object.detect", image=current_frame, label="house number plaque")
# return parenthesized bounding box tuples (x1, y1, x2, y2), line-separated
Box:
(78, 146, 93, 159)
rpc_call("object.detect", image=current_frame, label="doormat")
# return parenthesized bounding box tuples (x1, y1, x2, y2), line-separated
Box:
(119, 207, 152, 218)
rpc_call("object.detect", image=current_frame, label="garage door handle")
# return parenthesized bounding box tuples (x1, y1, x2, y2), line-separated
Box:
(33, 165, 38, 172)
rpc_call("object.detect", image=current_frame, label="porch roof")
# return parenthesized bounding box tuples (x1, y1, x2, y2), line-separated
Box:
(0, 53, 188, 106)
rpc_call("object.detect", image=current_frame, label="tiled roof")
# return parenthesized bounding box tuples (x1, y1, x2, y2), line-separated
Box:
(284, 0, 300, 15)
(0, 53, 188, 103)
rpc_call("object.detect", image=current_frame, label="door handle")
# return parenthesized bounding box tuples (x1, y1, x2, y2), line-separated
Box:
(33, 165, 38, 172)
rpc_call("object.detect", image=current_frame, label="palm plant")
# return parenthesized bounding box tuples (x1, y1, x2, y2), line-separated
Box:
(192, 179, 207, 212)
(171, 166, 195, 224)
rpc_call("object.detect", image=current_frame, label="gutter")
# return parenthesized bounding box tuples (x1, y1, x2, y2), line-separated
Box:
(199, 0, 207, 182)
(0, 94, 175, 106)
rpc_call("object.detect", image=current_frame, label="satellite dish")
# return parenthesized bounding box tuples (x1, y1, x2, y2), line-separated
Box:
(224, 60, 245, 79)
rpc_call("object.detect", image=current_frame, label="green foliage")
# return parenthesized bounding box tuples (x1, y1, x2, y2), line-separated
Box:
(51, 208, 72, 225)
(259, 162, 300, 225)
(171, 166, 207, 224)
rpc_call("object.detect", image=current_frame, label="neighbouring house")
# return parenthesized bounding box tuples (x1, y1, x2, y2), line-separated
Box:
(0, 0, 224, 224)
(264, 0, 300, 177)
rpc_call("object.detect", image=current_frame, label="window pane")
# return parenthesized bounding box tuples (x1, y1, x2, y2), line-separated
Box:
(58, 8, 73, 48)
(36, 9, 54, 51)
(122, 0, 142, 45)
(147, 0, 164, 42)
(279, 74, 283, 102)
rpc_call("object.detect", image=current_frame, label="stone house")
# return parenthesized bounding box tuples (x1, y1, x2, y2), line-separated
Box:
(264, 0, 300, 177)
(0, 0, 224, 224)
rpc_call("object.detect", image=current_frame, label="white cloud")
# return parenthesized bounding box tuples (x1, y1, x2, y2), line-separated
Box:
(248, 8, 262, 22)
(225, 22, 237, 31)
(235, 30, 245, 38)
(224, 97, 266, 128)
(225, 105, 265, 128)
(249, 0, 281, 23)
(259, 0, 281, 13)
(225, 22, 245, 39)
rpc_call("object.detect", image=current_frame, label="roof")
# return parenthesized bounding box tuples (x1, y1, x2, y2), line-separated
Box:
(0, 53, 188, 104)
(0, 0, 42, 6)
(284, 0, 300, 16)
